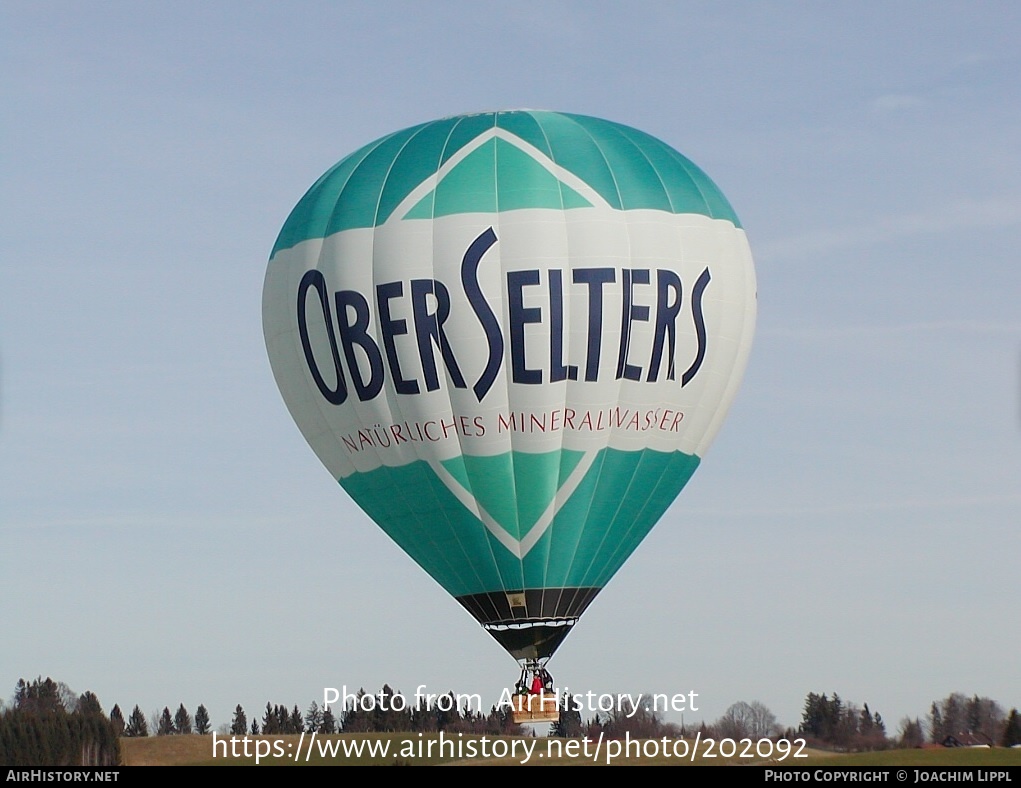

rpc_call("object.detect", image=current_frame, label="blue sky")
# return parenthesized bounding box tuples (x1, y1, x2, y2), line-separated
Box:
(2, 1, 1019, 733)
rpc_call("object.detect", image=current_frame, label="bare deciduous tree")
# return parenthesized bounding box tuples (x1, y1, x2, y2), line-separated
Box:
(716, 700, 780, 738)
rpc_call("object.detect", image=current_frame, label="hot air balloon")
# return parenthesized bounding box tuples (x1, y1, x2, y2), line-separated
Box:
(263, 111, 755, 696)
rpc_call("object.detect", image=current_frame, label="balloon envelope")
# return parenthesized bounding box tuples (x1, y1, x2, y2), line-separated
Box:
(263, 111, 755, 661)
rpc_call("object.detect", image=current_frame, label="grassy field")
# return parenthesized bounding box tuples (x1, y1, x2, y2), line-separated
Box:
(120, 733, 1021, 766)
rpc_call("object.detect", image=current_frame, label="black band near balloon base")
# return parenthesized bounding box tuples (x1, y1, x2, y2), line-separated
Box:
(455, 587, 601, 660)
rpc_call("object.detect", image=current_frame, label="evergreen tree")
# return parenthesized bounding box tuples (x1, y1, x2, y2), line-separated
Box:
(251, 719, 260, 735)
(930, 693, 1001, 741)
(290, 705, 303, 734)
(1002, 708, 1021, 747)
(942, 693, 966, 736)
(125, 705, 148, 737)
(230, 705, 247, 735)
(157, 707, 175, 736)
(0, 684, 121, 766)
(827, 693, 844, 741)
(194, 705, 210, 735)
(320, 705, 337, 734)
(410, 700, 438, 733)
(260, 702, 275, 734)
(16, 677, 65, 715)
(550, 694, 583, 737)
(435, 691, 461, 731)
(898, 717, 925, 748)
(109, 705, 125, 736)
(860, 703, 874, 733)
(14, 679, 28, 709)
(268, 703, 290, 734)
(800, 692, 826, 737)
(372, 685, 411, 731)
(78, 692, 103, 718)
(929, 702, 944, 743)
(174, 704, 192, 734)
(341, 689, 369, 732)
(305, 701, 324, 733)
(965, 695, 1004, 739)
(800, 692, 887, 750)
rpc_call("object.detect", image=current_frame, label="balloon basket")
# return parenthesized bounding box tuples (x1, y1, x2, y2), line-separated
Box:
(510, 693, 560, 724)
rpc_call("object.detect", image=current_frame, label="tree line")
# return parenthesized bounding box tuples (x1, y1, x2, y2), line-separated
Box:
(4, 677, 1019, 765)
(553, 690, 1019, 752)
(921, 692, 1020, 748)
(0, 678, 120, 766)
(800, 691, 1020, 752)
(92, 685, 522, 740)
(225, 686, 521, 737)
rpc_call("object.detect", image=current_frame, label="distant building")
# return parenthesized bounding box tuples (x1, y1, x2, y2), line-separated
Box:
(941, 732, 993, 748)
